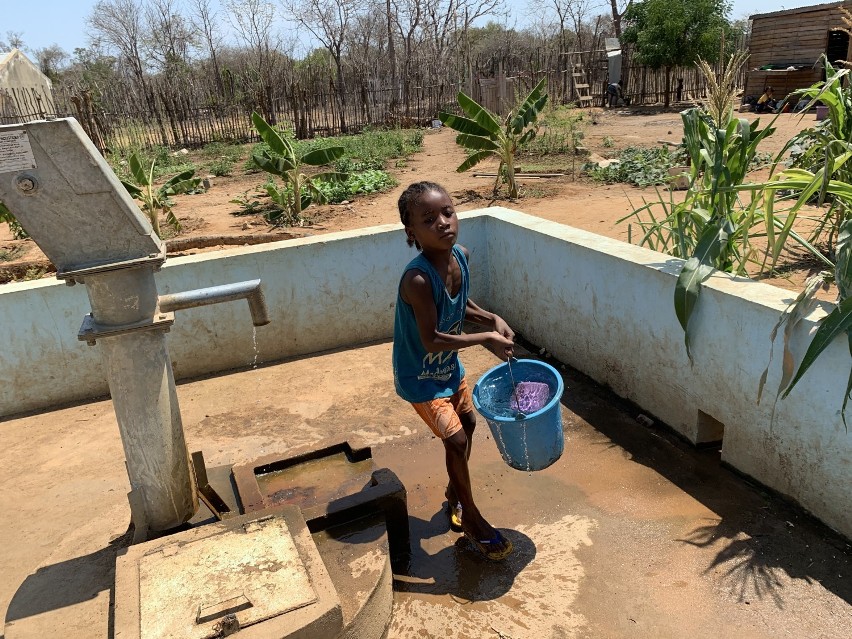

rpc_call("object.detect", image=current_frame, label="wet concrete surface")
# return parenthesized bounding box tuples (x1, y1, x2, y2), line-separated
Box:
(0, 339, 850, 638)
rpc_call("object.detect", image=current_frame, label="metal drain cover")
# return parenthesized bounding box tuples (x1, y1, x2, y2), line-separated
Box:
(138, 516, 316, 639)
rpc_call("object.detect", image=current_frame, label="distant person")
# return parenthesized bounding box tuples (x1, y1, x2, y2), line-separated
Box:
(755, 86, 776, 113)
(393, 181, 515, 561)
(792, 97, 811, 113)
(607, 79, 624, 107)
(676, 78, 684, 103)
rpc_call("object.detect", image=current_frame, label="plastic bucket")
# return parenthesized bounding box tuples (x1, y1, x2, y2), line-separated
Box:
(472, 359, 564, 471)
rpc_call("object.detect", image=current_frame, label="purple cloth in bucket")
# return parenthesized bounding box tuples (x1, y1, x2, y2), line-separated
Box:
(510, 381, 550, 414)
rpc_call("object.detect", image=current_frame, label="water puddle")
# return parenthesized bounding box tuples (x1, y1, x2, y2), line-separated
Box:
(256, 452, 375, 509)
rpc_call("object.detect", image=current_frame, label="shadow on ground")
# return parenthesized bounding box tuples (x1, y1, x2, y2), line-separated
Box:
(548, 347, 852, 609)
(5, 530, 131, 635)
(394, 510, 535, 603)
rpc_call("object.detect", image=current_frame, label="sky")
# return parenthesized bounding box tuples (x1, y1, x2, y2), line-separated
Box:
(0, 0, 826, 58)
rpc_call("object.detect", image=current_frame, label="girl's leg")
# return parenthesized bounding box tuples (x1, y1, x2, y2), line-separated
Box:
(446, 410, 476, 505)
(443, 429, 509, 554)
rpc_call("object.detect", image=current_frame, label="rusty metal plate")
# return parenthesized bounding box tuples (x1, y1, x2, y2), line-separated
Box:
(138, 517, 316, 639)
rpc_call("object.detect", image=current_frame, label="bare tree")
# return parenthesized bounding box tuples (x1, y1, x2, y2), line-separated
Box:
(390, 0, 425, 113)
(34, 45, 69, 80)
(89, 0, 172, 145)
(545, 0, 573, 102)
(422, 0, 505, 86)
(0, 31, 26, 51)
(385, 0, 397, 112)
(144, 0, 196, 73)
(189, 0, 224, 93)
(226, 0, 282, 120)
(346, 6, 387, 122)
(283, 0, 364, 132)
(88, 0, 147, 84)
(609, 0, 631, 39)
(562, 0, 597, 52)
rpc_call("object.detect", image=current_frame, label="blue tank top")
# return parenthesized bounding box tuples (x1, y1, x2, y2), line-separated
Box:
(393, 245, 469, 403)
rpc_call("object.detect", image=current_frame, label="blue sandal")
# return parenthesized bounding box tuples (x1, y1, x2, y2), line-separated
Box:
(464, 529, 513, 561)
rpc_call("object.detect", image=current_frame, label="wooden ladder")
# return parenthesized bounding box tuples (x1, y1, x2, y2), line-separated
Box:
(569, 52, 595, 107)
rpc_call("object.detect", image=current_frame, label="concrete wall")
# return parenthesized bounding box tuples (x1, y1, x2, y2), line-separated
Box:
(1, 209, 849, 538)
(0, 218, 489, 418)
(483, 208, 851, 540)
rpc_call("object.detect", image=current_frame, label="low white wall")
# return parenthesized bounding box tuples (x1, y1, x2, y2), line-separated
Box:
(0, 217, 489, 418)
(2, 209, 849, 539)
(484, 207, 851, 539)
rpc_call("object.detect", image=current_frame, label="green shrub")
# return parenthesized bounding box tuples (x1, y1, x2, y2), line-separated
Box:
(524, 105, 585, 156)
(0, 200, 28, 239)
(208, 158, 235, 177)
(202, 141, 243, 162)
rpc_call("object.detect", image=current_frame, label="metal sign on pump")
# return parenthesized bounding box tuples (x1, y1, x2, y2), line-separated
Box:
(0, 118, 163, 274)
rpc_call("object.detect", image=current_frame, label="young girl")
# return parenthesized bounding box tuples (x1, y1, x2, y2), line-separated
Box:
(393, 181, 515, 561)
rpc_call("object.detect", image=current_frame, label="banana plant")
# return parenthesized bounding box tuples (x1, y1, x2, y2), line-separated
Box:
(250, 112, 346, 226)
(0, 199, 28, 239)
(121, 153, 201, 237)
(439, 78, 548, 199)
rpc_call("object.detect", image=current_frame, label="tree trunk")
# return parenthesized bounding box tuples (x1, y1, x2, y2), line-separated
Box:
(610, 0, 623, 38)
(664, 67, 672, 108)
(386, 0, 397, 115)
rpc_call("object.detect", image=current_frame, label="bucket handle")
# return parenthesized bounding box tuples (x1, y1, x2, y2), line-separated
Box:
(506, 357, 526, 419)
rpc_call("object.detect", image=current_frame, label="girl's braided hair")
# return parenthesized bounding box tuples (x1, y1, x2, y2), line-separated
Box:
(397, 181, 450, 249)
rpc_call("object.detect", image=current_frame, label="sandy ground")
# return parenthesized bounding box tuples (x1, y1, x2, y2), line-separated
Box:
(1, 340, 850, 638)
(0, 107, 828, 292)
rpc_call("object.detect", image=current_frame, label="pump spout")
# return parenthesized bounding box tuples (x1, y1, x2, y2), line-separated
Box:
(158, 279, 270, 326)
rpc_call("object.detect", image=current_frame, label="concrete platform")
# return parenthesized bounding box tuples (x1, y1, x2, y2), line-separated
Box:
(1, 340, 851, 638)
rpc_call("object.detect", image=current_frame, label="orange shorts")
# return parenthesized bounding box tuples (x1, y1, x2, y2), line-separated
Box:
(410, 377, 474, 440)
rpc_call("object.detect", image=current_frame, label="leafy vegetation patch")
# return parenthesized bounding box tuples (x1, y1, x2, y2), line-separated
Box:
(247, 127, 423, 174)
(315, 169, 396, 203)
(110, 145, 197, 181)
(0, 245, 26, 262)
(585, 146, 685, 187)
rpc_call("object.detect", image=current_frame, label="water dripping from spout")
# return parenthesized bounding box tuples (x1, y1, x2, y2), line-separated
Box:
(252, 326, 259, 369)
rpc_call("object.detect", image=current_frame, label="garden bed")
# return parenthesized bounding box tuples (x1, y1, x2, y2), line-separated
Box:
(0, 107, 827, 294)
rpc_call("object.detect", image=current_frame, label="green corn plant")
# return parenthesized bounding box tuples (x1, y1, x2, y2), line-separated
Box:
(756, 170, 852, 426)
(0, 199, 28, 239)
(250, 112, 346, 226)
(746, 55, 852, 424)
(121, 153, 201, 237)
(439, 78, 548, 199)
(773, 56, 852, 256)
(619, 107, 779, 356)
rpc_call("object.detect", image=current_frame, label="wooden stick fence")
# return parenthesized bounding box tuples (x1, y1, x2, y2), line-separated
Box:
(2, 47, 748, 153)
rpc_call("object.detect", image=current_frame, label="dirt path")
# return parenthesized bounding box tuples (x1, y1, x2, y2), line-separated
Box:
(0, 108, 824, 291)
